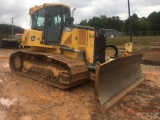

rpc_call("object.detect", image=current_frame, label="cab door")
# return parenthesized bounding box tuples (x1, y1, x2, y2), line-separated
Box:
(45, 6, 63, 45)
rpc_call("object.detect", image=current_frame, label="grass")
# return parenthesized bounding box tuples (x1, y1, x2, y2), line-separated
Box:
(106, 36, 160, 62)
(106, 36, 160, 46)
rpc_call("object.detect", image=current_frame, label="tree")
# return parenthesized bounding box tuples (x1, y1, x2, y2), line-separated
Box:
(79, 15, 124, 31)
(79, 19, 88, 26)
(147, 11, 160, 31)
(0, 24, 24, 35)
(124, 13, 141, 35)
(79, 11, 160, 36)
(107, 16, 124, 31)
(99, 15, 109, 28)
(139, 17, 150, 36)
(88, 17, 102, 28)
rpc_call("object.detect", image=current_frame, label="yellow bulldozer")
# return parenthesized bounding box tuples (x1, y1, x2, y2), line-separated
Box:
(9, 3, 144, 112)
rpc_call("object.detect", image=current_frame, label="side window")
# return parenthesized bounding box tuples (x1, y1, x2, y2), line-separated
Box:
(36, 9, 45, 27)
(37, 16, 45, 27)
(31, 8, 45, 29)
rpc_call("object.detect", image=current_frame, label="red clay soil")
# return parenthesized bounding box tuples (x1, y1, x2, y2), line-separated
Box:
(0, 49, 159, 120)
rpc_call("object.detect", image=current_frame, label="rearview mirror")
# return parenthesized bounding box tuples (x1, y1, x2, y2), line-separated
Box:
(65, 17, 74, 24)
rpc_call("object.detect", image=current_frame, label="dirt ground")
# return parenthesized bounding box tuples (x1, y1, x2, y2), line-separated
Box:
(0, 48, 159, 120)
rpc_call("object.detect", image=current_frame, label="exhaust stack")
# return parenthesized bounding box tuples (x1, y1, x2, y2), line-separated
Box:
(71, 7, 76, 17)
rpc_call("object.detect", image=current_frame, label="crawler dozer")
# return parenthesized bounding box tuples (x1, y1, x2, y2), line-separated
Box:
(9, 3, 144, 112)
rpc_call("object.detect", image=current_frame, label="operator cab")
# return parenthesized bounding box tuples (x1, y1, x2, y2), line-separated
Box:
(30, 4, 71, 45)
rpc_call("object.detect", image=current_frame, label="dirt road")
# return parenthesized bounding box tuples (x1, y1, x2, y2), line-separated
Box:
(0, 49, 159, 120)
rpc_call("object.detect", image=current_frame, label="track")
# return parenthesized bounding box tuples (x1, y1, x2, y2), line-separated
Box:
(9, 49, 88, 89)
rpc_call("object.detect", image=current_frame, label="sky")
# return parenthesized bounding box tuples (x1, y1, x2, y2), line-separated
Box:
(0, 0, 159, 29)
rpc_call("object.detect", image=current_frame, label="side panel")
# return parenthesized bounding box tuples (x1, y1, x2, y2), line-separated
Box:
(86, 30, 95, 63)
(61, 28, 79, 46)
(22, 29, 43, 46)
(22, 30, 60, 50)
(61, 28, 95, 64)
(22, 28, 96, 64)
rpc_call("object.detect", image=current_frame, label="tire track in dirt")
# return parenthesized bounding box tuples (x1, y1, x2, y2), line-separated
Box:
(0, 49, 159, 120)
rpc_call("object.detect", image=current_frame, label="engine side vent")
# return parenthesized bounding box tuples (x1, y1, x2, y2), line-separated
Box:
(94, 32, 106, 63)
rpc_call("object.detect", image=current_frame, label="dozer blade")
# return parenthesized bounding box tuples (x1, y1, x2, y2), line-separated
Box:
(95, 54, 145, 112)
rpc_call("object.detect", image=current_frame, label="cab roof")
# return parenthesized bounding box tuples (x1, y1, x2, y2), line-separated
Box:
(29, 3, 70, 15)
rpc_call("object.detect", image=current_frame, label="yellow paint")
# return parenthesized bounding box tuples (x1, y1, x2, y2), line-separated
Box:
(21, 3, 97, 64)
(29, 3, 70, 15)
(61, 28, 95, 63)
(22, 29, 43, 46)
(22, 27, 95, 64)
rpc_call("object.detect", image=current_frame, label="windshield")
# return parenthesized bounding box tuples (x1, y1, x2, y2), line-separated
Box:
(30, 6, 71, 45)
(31, 8, 45, 30)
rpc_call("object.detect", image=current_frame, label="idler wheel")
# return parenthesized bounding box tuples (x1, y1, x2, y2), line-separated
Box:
(10, 53, 23, 71)
(14, 55, 23, 69)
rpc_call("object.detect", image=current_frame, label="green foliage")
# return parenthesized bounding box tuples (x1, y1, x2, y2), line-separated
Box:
(79, 19, 88, 26)
(88, 17, 102, 28)
(106, 37, 160, 46)
(80, 15, 124, 31)
(147, 11, 160, 32)
(79, 11, 160, 36)
(108, 16, 124, 31)
(124, 13, 140, 32)
(0, 24, 24, 37)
